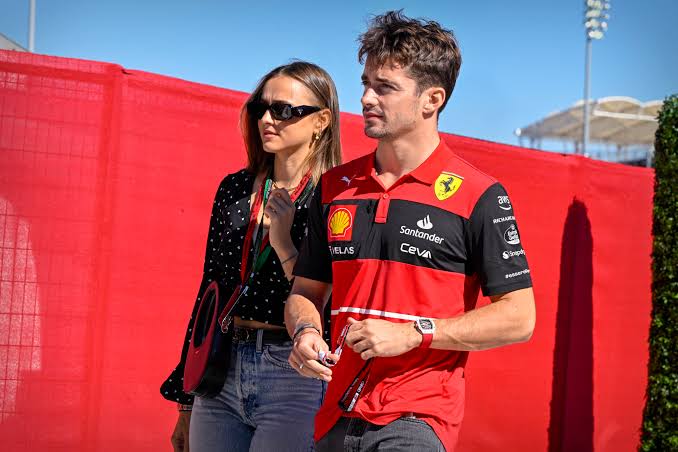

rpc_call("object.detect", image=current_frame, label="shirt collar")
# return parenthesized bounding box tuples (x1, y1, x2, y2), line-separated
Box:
(355, 137, 452, 186)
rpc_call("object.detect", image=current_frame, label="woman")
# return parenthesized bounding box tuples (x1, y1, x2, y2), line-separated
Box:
(161, 61, 341, 452)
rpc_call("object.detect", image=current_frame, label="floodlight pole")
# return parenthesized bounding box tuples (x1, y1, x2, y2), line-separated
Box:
(28, 0, 36, 52)
(582, 38, 592, 155)
(582, 0, 610, 155)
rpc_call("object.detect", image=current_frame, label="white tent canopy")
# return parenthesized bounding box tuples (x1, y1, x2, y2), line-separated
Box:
(516, 96, 661, 147)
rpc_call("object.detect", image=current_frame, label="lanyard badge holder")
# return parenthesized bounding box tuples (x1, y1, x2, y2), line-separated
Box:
(334, 323, 374, 412)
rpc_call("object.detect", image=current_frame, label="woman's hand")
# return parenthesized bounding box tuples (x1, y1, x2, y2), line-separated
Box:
(171, 411, 191, 452)
(264, 187, 297, 259)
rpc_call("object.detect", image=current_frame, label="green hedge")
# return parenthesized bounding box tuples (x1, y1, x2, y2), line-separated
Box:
(641, 94, 678, 451)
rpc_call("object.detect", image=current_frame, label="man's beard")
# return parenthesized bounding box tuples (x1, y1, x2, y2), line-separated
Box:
(364, 124, 389, 139)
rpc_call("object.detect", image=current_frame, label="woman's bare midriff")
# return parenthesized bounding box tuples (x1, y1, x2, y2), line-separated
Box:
(234, 316, 286, 330)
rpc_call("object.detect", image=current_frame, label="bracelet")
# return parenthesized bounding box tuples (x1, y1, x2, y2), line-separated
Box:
(280, 251, 298, 266)
(293, 322, 321, 341)
(177, 403, 193, 412)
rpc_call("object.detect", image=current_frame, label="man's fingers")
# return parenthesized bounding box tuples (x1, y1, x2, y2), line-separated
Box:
(361, 349, 375, 360)
(302, 359, 333, 380)
(350, 338, 373, 354)
(297, 344, 331, 376)
(289, 351, 332, 380)
(345, 327, 366, 347)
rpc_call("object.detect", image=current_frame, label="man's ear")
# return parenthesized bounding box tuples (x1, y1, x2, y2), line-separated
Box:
(422, 87, 446, 116)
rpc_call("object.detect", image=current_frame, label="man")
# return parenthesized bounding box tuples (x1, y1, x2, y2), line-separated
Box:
(285, 10, 535, 451)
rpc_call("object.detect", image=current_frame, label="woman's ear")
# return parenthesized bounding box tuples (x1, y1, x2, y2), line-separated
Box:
(316, 109, 332, 134)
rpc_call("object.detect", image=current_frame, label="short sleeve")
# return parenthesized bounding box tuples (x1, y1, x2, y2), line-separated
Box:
(468, 182, 532, 296)
(293, 180, 333, 283)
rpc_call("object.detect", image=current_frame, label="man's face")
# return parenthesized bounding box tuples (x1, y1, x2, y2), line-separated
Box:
(360, 57, 422, 140)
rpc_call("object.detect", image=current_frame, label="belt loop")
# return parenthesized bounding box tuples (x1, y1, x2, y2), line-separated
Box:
(256, 329, 264, 352)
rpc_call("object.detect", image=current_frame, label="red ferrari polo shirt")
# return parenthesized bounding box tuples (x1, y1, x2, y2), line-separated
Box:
(294, 138, 532, 450)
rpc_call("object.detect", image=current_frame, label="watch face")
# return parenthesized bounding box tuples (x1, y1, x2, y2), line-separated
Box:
(418, 318, 434, 331)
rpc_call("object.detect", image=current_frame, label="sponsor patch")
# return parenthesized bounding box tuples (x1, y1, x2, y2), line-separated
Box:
(327, 204, 357, 241)
(417, 215, 433, 230)
(434, 172, 464, 201)
(493, 215, 515, 224)
(504, 224, 521, 245)
(505, 268, 530, 279)
(400, 242, 432, 259)
(329, 245, 355, 255)
(399, 225, 445, 244)
(498, 195, 512, 211)
(502, 249, 526, 260)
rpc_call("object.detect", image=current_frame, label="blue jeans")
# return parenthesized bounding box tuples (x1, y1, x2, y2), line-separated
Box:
(190, 338, 326, 452)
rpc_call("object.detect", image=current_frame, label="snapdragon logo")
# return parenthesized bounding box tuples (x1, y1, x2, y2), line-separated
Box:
(502, 249, 525, 260)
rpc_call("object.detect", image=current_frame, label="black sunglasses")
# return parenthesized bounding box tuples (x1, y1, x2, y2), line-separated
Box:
(247, 101, 321, 121)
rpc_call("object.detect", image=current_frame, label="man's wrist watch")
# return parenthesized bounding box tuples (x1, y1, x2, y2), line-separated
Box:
(414, 318, 436, 349)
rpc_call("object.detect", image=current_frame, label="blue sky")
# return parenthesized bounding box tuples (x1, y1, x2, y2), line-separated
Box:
(1, 0, 676, 148)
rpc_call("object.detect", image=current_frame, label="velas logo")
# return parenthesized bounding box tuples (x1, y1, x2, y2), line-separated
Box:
(327, 204, 357, 241)
(434, 172, 463, 201)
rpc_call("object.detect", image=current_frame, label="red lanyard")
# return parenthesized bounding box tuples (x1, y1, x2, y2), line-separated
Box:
(239, 170, 313, 284)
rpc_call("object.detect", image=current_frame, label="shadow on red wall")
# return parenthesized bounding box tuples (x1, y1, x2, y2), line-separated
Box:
(549, 199, 594, 452)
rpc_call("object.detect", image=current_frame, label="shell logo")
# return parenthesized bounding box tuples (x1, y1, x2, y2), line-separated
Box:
(327, 205, 356, 241)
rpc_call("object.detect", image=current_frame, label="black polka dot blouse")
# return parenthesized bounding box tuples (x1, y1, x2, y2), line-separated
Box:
(160, 169, 327, 405)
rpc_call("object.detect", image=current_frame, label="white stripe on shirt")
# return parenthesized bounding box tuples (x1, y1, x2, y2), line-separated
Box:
(330, 306, 421, 321)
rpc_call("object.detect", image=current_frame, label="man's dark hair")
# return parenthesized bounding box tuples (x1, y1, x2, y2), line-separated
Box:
(358, 10, 462, 114)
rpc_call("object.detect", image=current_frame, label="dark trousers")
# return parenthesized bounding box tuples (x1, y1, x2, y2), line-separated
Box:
(316, 416, 445, 452)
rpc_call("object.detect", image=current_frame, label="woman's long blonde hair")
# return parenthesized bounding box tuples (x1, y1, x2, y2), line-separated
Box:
(240, 61, 342, 184)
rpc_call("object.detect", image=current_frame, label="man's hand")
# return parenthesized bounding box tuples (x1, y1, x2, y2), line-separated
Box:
(344, 317, 422, 360)
(171, 411, 191, 452)
(288, 330, 339, 382)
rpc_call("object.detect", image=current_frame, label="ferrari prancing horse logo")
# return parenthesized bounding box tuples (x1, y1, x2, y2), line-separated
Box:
(434, 172, 464, 200)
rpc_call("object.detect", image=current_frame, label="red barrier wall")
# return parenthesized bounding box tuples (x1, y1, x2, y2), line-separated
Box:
(0, 50, 653, 451)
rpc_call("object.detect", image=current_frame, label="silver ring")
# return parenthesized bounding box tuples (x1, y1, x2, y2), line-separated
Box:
(299, 363, 304, 370)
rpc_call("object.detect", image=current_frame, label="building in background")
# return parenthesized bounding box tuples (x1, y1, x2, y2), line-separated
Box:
(515, 96, 660, 167)
(0, 33, 27, 51)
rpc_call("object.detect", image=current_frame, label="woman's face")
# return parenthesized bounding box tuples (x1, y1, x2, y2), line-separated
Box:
(257, 75, 322, 157)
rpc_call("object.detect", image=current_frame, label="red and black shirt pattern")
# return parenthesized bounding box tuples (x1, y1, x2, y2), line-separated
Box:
(293, 138, 532, 450)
